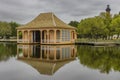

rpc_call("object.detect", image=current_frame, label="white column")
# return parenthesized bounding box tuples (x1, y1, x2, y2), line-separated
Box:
(17, 30, 19, 43)
(54, 47, 56, 60)
(33, 31, 36, 42)
(40, 30, 42, 44)
(31, 31, 33, 43)
(60, 30, 62, 43)
(40, 46, 42, 60)
(28, 30, 30, 43)
(47, 30, 49, 43)
(44, 31, 46, 43)
(22, 30, 24, 43)
(54, 30, 56, 43)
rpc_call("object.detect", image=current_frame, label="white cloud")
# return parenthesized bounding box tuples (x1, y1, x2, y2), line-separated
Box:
(0, 0, 120, 24)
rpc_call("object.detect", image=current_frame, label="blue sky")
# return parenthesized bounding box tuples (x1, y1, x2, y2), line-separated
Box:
(0, 0, 120, 24)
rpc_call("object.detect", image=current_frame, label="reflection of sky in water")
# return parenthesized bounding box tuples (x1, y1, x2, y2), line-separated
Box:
(0, 58, 120, 80)
(0, 58, 40, 80)
(0, 43, 120, 80)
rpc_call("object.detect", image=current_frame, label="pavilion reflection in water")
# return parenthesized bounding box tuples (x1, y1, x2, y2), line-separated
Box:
(17, 45, 77, 75)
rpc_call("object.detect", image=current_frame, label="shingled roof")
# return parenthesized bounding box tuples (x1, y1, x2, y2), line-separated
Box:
(19, 59, 73, 75)
(17, 12, 75, 29)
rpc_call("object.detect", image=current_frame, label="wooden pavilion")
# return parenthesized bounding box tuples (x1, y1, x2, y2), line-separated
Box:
(16, 12, 77, 44)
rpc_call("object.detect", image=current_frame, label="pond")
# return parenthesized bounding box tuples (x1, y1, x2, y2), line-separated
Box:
(0, 42, 120, 80)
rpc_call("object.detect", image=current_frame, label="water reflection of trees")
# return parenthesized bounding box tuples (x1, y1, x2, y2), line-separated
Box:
(77, 46, 120, 74)
(0, 43, 17, 61)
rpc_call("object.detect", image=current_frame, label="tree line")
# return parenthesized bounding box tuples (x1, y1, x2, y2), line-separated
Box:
(0, 21, 20, 39)
(1, 11, 120, 40)
(69, 12, 120, 40)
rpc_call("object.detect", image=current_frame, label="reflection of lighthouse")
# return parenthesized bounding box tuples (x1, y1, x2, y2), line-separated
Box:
(17, 45, 77, 61)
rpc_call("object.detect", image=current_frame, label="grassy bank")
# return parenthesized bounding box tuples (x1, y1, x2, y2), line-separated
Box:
(0, 39, 17, 42)
(76, 38, 120, 43)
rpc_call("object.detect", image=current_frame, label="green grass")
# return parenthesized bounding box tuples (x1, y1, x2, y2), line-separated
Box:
(76, 38, 120, 43)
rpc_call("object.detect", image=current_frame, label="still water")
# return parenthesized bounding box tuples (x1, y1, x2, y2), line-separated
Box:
(0, 42, 120, 80)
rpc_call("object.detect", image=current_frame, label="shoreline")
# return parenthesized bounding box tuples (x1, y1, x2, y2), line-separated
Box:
(0, 39, 17, 42)
(0, 39, 120, 46)
(75, 42, 120, 46)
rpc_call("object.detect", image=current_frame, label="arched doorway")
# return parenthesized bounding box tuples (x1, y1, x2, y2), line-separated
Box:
(56, 30, 60, 43)
(42, 30, 47, 43)
(49, 30, 54, 43)
(24, 31, 28, 42)
(32, 31, 40, 43)
(18, 31, 22, 39)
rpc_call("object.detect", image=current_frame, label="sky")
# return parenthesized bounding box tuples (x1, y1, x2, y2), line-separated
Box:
(0, 0, 120, 24)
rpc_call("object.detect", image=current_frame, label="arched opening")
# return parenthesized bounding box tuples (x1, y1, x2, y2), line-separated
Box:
(42, 30, 47, 43)
(56, 30, 60, 43)
(32, 31, 40, 43)
(24, 31, 28, 42)
(18, 31, 22, 39)
(49, 30, 54, 43)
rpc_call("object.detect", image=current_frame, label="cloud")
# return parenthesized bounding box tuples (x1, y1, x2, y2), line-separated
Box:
(0, 0, 120, 24)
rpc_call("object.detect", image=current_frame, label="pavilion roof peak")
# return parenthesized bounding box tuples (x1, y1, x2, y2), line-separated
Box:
(17, 12, 75, 29)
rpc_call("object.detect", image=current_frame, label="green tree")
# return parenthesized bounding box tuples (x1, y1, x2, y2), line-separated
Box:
(0, 21, 12, 38)
(110, 16, 120, 39)
(68, 21, 79, 28)
(78, 17, 106, 40)
(99, 12, 112, 39)
(9, 21, 20, 36)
